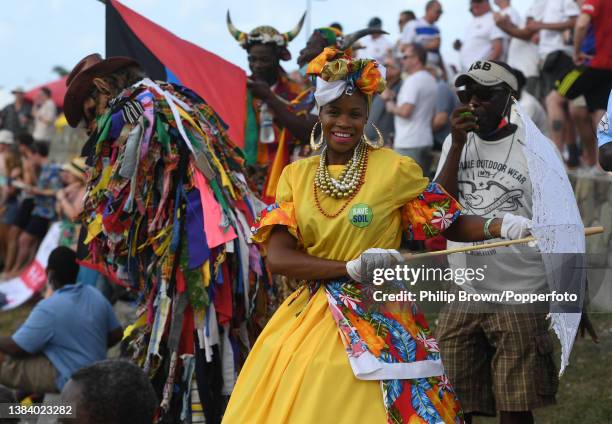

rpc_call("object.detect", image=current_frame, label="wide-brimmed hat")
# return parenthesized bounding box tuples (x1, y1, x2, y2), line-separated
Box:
(0, 130, 14, 145)
(10, 86, 25, 94)
(61, 157, 88, 180)
(63, 53, 139, 128)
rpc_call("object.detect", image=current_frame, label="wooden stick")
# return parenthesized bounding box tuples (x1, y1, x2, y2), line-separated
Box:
(404, 226, 604, 260)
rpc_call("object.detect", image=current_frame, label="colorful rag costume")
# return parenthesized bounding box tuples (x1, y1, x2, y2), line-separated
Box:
(223, 53, 464, 424)
(80, 78, 267, 422)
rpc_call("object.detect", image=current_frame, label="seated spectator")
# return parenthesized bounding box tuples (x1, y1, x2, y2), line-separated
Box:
(511, 69, 549, 136)
(1, 134, 36, 279)
(366, 55, 403, 146)
(56, 157, 87, 223)
(0, 247, 122, 393)
(6, 142, 64, 277)
(0, 130, 19, 267)
(31, 87, 57, 143)
(0, 130, 16, 205)
(59, 359, 157, 424)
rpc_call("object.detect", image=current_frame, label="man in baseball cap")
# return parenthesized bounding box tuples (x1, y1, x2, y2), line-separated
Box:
(0, 87, 31, 135)
(434, 60, 561, 423)
(451, 59, 518, 137)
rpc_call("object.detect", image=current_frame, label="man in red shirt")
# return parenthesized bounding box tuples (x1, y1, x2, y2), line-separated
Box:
(560, 0, 612, 125)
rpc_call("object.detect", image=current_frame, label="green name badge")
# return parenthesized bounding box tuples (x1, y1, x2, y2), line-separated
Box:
(348, 203, 373, 228)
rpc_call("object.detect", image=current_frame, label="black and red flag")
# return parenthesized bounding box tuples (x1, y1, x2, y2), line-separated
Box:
(105, 0, 246, 146)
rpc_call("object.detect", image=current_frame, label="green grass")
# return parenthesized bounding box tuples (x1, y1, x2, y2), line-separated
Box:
(470, 313, 612, 424)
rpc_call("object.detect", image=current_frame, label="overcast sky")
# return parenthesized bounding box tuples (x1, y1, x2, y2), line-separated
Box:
(1, 0, 533, 95)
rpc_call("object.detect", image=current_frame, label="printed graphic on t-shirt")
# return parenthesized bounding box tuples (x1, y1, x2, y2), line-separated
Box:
(456, 139, 530, 218)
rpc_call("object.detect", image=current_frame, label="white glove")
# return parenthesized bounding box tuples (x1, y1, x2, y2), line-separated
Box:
(500, 213, 532, 240)
(346, 248, 404, 283)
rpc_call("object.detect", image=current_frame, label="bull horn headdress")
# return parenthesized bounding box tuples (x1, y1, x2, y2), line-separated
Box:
(227, 10, 306, 49)
(340, 28, 388, 50)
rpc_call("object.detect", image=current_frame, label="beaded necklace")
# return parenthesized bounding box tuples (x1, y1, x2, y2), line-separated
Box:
(313, 142, 369, 218)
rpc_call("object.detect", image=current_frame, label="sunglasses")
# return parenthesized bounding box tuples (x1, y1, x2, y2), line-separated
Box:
(457, 86, 508, 104)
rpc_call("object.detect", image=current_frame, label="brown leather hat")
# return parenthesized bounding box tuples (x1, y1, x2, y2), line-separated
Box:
(63, 53, 140, 128)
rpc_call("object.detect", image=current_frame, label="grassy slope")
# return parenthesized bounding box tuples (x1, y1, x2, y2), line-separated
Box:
(472, 313, 612, 424)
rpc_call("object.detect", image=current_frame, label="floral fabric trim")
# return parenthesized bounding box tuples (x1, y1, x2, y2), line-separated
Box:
(402, 182, 462, 240)
(250, 202, 300, 248)
(324, 281, 464, 424)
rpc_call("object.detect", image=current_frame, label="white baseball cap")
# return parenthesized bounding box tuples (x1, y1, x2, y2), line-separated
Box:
(455, 60, 518, 92)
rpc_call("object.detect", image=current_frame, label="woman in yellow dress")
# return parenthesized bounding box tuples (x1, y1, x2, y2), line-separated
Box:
(223, 49, 530, 424)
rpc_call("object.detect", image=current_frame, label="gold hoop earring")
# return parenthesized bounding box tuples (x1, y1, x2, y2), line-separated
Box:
(362, 123, 384, 149)
(310, 121, 325, 151)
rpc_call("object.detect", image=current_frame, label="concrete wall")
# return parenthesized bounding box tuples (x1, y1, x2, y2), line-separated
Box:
(570, 172, 612, 311)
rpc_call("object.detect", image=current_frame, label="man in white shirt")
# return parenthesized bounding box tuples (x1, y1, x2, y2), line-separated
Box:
(400, 0, 443, 67)
(356, 17, 393, 64)
(493, 0, 540, 96)
(385, 43, 437, 174)
(32, 87, 56, 142)
(455, 0, 508, 71)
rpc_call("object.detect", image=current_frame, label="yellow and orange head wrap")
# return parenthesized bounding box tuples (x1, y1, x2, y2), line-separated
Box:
(306, 48, 386, 107)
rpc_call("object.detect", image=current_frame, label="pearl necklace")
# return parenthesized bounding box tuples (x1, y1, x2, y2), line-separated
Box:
(313, 143, 369, 219)
(314, 143, 368, 199)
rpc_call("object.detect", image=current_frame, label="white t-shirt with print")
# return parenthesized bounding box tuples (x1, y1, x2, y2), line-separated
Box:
(527, 0, 580, 58)
(435, 124, 550, 299)
(459, 11, 508, 71)
(393, 70, 437, 149)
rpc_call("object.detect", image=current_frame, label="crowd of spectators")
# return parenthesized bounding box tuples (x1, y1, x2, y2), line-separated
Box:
(0, 80, 146, 415)
(354, 0, 611, 176)
(0, 84, 92, 283)
(0, 0, 609, 418)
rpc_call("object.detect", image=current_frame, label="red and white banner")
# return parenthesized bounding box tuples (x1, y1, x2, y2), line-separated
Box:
(0, 222, 61, 311)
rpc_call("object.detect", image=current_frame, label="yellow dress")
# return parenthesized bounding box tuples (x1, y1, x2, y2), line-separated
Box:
(223, 148, 462, 424)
